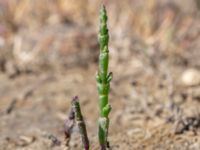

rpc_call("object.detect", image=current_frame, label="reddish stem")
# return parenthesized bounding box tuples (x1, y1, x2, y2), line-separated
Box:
(102, 0, 108, 6)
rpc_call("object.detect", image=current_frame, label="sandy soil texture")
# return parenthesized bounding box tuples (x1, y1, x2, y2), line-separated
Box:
(0, 0, 200, 150)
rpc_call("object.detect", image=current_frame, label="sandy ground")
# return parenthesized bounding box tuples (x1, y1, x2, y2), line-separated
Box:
(1, 0, 200, 150)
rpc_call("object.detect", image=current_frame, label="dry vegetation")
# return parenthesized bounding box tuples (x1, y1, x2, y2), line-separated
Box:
(0, 0, 200, 149)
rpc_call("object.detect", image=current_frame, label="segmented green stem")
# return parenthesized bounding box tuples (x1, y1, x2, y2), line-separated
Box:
(72, 96, 90, 150)
(96, 5, 112, 150)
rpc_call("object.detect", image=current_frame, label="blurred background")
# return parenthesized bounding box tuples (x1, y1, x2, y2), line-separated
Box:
(0, 0, 200, 150)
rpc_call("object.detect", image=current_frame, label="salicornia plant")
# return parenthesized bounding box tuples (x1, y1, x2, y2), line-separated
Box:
(96, 5, 112, 150)
(72, 96, 90, 150)
(66, 4, 112, 150)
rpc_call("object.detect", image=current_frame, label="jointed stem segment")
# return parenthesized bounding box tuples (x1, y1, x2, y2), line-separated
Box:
(68, 5, 112, 150)
(72, 96, 90, 150)
(96, 5, 112, 149)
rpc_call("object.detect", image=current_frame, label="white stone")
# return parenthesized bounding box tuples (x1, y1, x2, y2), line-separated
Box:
(181, 69, 200, 86)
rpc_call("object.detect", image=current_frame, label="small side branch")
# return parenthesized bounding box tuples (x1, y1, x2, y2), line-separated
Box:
(64, 107, 75, 146)
(72, 96, 90, 150)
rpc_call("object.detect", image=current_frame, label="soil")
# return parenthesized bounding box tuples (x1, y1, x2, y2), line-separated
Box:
(1, 0, 200, 150)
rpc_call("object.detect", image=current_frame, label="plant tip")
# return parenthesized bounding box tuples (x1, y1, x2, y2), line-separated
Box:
(102, 0, 108, 7)
(72, 96, 79, 102)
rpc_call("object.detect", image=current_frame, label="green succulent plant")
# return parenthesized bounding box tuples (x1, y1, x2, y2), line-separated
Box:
(96, 5, 112, 150)
(68, 4, 112, 150)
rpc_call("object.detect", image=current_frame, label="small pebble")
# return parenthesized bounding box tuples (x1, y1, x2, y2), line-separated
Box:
(181, 69, 200, 86)
(18, 135, 35, 146)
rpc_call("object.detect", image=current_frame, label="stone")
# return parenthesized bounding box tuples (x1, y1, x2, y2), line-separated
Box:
(181, 69, 200, 86)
